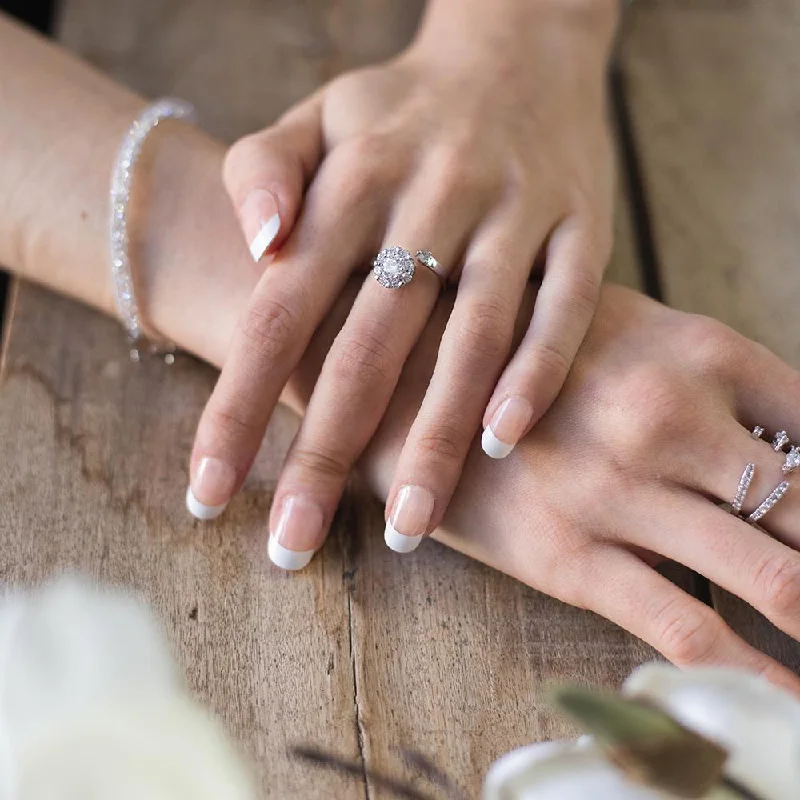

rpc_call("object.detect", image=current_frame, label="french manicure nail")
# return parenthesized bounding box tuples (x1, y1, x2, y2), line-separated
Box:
(268, 496, 322, 571)
(186, 456, 237, 520)
(482, 396, 534, 459)
(384, 485, 434, 554)
(239, 189, 281, 262)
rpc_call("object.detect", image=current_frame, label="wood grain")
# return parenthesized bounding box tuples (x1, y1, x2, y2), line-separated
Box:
(620, 0, 800, 672)
(0, 2, 654, 798)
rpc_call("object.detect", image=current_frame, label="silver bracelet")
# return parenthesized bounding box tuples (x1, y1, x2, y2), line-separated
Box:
(109, 98, 197, 362)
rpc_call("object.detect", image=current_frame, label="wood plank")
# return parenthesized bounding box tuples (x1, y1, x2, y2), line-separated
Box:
(0, 282, 361, 798)
(0, 2, 655, 798)
(621, 0, 800, 671)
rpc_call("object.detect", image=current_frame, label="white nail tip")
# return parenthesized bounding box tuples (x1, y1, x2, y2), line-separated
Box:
(481, 427, 515, 459)
(185, 487, 228, 520)
(384, 522, 424, 554)
(268, 537, 315, 571)
(249, 214, 280, 262)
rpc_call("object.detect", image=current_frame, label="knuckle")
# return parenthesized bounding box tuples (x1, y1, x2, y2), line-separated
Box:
(430, 144, 495, 197)
(680, 315, 742, 373)
(653, 597, 720, 665)
(238, 296, 299, 364)
(754, 555, 800, 616)
(456, 295, 514, 361)
(204, 402, 262, 447)
(223, 133, 267, 188)
(334, 133, 396, 198)
(331, 326, 397, 388)
(530, 338, 573, 380)
(613, 364, 691, 453)
(415, 423, 467, 464)
(561, 268, 602, 320)
(290, 443, 350, 480)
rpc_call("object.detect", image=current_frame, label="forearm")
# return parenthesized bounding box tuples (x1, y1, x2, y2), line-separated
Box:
(0, 12, 253, 368)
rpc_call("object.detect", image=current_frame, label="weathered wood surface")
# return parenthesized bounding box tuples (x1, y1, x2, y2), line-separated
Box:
(621, 0, 800, 671)
(0, 1, 658, 798)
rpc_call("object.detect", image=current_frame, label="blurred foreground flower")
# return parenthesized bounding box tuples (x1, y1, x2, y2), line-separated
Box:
(0, 576, 256, 800)
(484, 663, 800, 800)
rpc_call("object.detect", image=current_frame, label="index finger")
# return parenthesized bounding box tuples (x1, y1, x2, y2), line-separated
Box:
(186, 155, 385, 519)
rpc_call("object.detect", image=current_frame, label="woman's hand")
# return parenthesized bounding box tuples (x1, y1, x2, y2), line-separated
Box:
(188, 0, 619, 568)
(289, 282, 800, 692)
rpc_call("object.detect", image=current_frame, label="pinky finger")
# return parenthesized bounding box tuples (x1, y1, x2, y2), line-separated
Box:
(481, 217, 608, 458)
(592, 549, 800, 694)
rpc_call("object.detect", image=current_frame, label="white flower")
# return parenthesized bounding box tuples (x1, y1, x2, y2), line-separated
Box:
(483, 740, 680, 799)
(625, 663, 800, 800)
(0, 576, 256, 800)
(484, 662, 800, 800)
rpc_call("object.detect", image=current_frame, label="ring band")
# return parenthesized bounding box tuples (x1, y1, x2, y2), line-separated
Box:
(731, 462, 756, 516)
(372, 246, 445, 290)
(725, 461, 791, 526)
(748, 480, 790, 523)
(415, 250, 447, 288)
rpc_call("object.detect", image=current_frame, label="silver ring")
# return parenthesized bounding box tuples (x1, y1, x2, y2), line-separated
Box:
(372, 246, 445, 290)
(751, 425, 765, 440)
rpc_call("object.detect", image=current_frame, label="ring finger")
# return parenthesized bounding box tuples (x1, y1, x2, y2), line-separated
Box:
(627, 485, 800, 648)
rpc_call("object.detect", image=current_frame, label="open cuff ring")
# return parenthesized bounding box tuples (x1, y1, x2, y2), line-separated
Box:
(726, 460, 790, 525)
(373, 246, 447, 290)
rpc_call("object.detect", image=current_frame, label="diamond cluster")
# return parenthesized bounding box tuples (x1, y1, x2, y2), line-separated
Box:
(110, 98, 195, 357)
(373, 246, 415, 289)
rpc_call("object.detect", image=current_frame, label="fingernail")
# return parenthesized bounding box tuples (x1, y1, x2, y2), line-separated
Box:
(268, 496, 322, 571)
(186, 457, 237, 520)
(482, 396, 534, 459)
(384, 485, 434, 554)
(239, 189, 281, 263)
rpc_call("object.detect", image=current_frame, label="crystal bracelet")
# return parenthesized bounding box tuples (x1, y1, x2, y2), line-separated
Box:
(109, 98, 197, 362)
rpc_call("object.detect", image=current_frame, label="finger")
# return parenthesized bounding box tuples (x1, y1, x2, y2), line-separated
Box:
(627, 490, 800, 646)
(187, 148, 387, 522)
(384, 202, 549, 553)
(589, 547, 800, 693)
(732, 333, 800, 443)
(481, 215, 609, 458)
(223, 92, 323, 263)
(267, 165, 486, 567)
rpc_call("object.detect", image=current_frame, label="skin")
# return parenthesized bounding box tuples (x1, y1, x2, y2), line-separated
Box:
(191, 0, 620, 557)
(2, 11, 800, 692)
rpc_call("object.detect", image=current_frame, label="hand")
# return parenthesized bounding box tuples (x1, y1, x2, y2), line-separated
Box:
(290, 283, 800, 692)
(188, 1, 619, 568)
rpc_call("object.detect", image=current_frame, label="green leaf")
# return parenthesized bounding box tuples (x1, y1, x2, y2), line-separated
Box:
(553, 686, 728, 798)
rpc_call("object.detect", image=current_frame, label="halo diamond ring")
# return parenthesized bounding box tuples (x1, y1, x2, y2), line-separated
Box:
(373, 246, 446, 290)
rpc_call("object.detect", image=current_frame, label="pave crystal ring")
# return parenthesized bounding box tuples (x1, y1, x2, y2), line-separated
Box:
(372, 246, 446, 290)
(725, 461, 790, 525)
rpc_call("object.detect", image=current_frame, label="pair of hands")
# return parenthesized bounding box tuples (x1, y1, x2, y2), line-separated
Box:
(186, 4, 619, 568)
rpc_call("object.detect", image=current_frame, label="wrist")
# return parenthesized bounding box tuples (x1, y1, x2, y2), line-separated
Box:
(410, 0, 619, 69)
(138, 124, 257, 367)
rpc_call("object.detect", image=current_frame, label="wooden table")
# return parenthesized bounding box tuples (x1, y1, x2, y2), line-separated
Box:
(2, 1, 799, 796)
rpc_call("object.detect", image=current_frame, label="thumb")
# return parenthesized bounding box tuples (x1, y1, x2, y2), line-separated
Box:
(223, 92, 323, 263)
